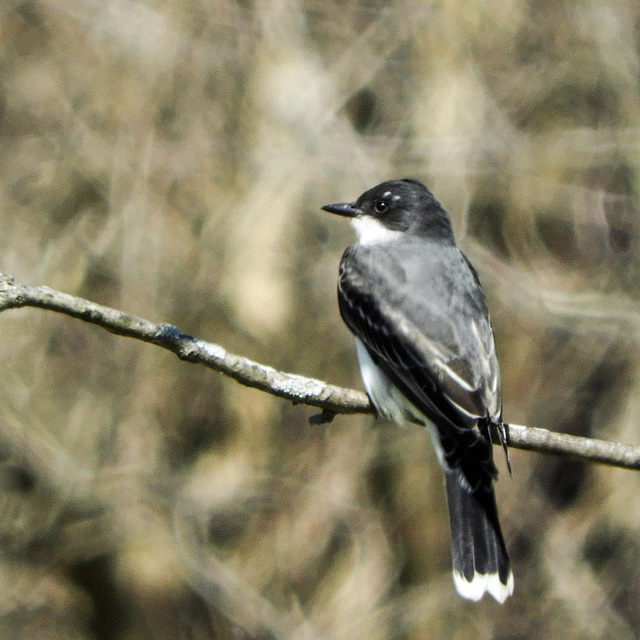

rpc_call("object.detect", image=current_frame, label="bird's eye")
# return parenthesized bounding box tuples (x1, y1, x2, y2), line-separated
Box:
(374, 200, 389, 214)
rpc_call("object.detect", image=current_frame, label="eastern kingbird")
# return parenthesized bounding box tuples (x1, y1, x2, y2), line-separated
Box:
(323, 179, 513, 603)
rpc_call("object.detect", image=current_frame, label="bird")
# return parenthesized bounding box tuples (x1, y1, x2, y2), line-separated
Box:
(322, 179, 513, 603)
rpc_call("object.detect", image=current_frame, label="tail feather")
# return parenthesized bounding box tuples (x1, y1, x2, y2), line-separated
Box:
(445, 471, 513, 603)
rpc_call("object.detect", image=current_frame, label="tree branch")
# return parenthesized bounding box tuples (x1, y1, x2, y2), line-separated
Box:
(2, 272, 639, 471)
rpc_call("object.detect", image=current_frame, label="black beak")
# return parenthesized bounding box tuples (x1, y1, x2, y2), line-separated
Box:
(322, 202, 360, 218)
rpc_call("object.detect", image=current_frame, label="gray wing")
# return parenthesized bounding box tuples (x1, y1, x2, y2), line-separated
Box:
(338, 242, 502, 489)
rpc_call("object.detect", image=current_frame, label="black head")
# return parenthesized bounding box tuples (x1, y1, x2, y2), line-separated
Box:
(322, 179, 455, 242)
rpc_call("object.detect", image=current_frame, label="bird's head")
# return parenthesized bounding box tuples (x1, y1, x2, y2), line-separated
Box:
(322, 179, 455, 245)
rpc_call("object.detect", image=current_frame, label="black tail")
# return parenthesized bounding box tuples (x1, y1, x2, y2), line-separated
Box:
(444, 471, 513, 603)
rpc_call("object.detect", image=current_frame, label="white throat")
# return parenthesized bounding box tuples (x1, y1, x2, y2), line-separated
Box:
(351, 216, 402, 245)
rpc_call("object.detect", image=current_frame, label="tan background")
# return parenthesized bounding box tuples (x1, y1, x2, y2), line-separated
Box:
(1, 1, 640, 638)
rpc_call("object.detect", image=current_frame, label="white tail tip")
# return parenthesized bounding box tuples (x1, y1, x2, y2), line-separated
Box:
(453, 569, 514, 603)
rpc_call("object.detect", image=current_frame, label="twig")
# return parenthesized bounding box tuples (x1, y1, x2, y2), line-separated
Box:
(2, 272, 640, 471)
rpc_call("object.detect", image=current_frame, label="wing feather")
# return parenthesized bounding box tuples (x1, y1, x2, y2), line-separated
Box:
(339, 242, 502, 489)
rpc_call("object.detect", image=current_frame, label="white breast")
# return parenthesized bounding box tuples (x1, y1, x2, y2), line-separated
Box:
(350, 216, 402, 245)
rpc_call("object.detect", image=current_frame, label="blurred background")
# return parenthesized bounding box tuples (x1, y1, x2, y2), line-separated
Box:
(1, 0, 640, 638)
